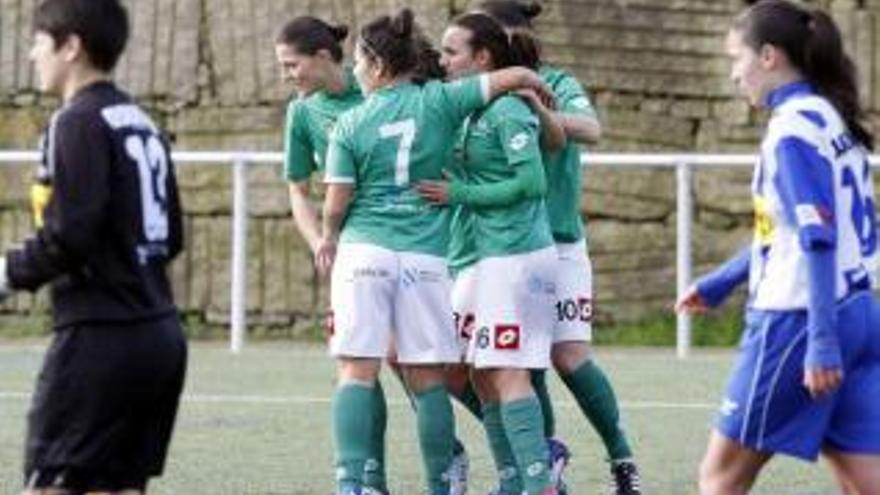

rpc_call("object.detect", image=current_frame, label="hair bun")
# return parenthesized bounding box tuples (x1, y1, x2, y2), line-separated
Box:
(522, 2, 542, 19)
(330, 23, 349, 41)
(390, 8, 415, 38)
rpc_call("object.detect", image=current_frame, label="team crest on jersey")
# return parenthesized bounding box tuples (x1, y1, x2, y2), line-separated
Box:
(508, 132, 530, 151)
(494, 324, 521, 350)
(753, 195, 774, 245)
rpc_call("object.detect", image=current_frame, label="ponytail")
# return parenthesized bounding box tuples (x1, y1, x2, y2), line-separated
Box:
(477, 0, 542, 29)
(412, 33, 446, 84)
(734, 0, 874, 150)
(359, 8, 421, 78)
(476, 1, 544, 66)
(803, 10, 873, 150)
(508, 28, 541, 69)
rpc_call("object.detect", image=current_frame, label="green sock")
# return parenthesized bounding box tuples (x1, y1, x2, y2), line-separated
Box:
(363, 380, 388, 491)
(332, 382, 375, 492)
(453, 379, 485, 421)
(501, 397, 552, 495)
(414, 385, 455, 495)
(562, 359, 633, 460)
(483, 402, 523, 493)
(530, 369, 555, 438)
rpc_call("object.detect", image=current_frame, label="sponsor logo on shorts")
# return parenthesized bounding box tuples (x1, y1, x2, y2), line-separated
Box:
(351, 267, 391, 279)
(402, 268, 445, 288)
(494, 324, 521, 350)
(528, 275, 556, 296)
(720, 398, 739, 416)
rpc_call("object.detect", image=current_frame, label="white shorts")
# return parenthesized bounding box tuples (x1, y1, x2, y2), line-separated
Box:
(329, 243, 459, 364)
(451, 265, 478, 361)
(552, 240, 594, 343)
(466, 247, 557, 370)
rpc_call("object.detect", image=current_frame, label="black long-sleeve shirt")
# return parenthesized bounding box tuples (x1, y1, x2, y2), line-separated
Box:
(6, 81, 183, 328)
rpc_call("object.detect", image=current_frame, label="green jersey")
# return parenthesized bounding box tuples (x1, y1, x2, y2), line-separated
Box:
(447, 137, 477, 273)
(325, 76, 489, 256)
(283, 68, 363, 182)
(540, 65, 597, 244)
(455, 94, 554, 261)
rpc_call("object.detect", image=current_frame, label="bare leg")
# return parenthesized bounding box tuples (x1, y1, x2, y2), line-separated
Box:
(698, 430, 771, 495)
(823, 448, 880, 495)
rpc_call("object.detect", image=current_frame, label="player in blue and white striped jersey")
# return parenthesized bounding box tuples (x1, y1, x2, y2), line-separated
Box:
(676, 1, 880, 494)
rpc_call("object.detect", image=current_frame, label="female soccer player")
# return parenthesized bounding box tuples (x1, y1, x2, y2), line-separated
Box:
(476, 2, 642, 494)
(0, 0, 186, 493)
(418, 12, 564, 495)
(276, 19, 473, 494)
(315, 9, 554, 495)
(676, 2, 880, 494)
(274, 19, 403, 493)
(275, 17, 362, 256)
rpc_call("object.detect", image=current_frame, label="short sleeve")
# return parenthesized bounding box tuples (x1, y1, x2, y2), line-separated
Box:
(554, 72, 597, 118)
(773, 135, 836, 250)
(324, 116, 356, 185)
(494, 99, 542, 170)
(283, 100, 317, 182)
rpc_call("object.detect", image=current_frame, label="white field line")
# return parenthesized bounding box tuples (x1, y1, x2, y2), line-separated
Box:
(0, 391, 715, 410)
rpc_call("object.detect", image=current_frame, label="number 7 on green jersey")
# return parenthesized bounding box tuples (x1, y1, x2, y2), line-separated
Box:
(379, 119, 416, 186)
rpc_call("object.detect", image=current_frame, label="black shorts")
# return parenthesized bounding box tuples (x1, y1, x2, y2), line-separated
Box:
(24, 315, 187, 492)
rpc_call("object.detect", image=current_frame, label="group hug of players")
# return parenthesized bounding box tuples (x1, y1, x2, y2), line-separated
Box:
(2, 0, 879, 494)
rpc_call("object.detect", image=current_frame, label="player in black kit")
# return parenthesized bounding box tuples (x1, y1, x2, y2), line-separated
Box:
(0, 0, 187, 493)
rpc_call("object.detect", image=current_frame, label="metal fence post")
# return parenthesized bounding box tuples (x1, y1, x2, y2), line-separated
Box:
(676, 161, 693, 359)
(230, 157, 248, 353)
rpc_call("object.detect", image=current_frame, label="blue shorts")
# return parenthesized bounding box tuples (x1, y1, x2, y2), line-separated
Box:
(715, 291, 880, 461)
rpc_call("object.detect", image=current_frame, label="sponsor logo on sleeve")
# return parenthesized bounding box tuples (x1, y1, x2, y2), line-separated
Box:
(795, 203, 832, 227)
(508, 132, 529, 151)
(571, 97, 591, 109)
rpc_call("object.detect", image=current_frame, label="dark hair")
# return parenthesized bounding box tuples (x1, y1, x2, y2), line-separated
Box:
(33, 0, 129, 72)
(276, 16, 348, 63)
(475, 1, 543, 67)
(451, 12, 536, 70)
(411, 34, 446, 84)
(359, 8, 421, 78)
(477, 0, 542, 29)
(734, 0, 874, 150)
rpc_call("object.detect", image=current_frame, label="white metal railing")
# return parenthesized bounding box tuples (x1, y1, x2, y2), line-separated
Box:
(1, 151, 877, 357)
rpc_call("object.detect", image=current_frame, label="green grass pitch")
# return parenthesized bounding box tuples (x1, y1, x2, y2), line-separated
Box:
(0, 341, 836, 494)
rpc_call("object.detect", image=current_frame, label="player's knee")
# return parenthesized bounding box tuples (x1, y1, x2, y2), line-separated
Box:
(698, 457, 748, 495)
(402, 364, 446, 393)
(337, 358, 381, 384)
(551, 341, 591, 374)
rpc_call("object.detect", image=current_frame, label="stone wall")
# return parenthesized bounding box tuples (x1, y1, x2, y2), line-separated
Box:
(1, 0, 879, 327)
